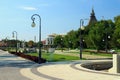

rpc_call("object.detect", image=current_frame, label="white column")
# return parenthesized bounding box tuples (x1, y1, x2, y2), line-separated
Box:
(109, 54, 120, 73)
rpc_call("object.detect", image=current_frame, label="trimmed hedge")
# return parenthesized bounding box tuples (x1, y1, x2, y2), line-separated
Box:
(10, 52, 46, 63)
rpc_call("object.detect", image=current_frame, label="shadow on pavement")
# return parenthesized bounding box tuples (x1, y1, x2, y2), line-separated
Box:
(0, 55, 17, 58)
(0, 60, 37, 68)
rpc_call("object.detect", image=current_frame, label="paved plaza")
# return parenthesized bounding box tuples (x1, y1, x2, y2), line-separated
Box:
(0, 50, 120, 80)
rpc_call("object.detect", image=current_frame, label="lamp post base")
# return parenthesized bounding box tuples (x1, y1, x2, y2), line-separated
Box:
(38, 58, 46, 64)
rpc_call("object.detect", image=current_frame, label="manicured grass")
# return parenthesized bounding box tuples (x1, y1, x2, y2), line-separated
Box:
(28, 52, 80, 62)
(83, 52, 112, 57)
(28, 50, 112, 62)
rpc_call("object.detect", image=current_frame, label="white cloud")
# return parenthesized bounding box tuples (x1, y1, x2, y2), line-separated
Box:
(20, 6, 37, 11)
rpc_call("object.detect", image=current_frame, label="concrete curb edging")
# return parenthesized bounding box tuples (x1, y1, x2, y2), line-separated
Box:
(70, 61, 120, 76)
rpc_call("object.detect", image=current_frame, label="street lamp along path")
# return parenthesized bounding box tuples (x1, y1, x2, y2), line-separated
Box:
(79, 19, 88, 59)
(12, 31, 18, 53)
(80, 19, 84, 59)
(31, 21, 36, 27)
(31, 14, 46, 64)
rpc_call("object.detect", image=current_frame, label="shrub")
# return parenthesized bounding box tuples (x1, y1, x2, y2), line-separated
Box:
(10, 51, 46, 63)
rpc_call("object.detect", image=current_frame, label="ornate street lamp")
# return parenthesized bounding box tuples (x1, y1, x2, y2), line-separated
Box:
(80, 19, 84, 59)
(31, 14, 41, 64)
(5, 36, 10, 51)
(79, 19, 88, 59)
(61, 38, 63, 52)
(105, 34, 111, 53)
(12, 31, 17, 53)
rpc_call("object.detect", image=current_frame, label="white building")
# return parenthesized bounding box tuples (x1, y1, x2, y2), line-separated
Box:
(45, 34, 55, 45)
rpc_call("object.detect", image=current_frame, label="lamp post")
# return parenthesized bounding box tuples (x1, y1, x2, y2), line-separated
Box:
(105, 31, 108, 53)
(34, 36, 37, 52)
(31, 14, 41, 64)
(69, 41, 71, 50)
(105, 33, 110, 53)
(5, 36, 10, 51)
(80, 19, 85, 59)
(105, 24, 111, 53)
(12, 31, 17, 53)
(61, 38, 63, 52)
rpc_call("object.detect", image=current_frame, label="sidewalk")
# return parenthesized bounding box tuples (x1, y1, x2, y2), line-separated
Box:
(0, 50, 37, 80)
(0, 50, 120, 80)
(20, 60, 120, 80)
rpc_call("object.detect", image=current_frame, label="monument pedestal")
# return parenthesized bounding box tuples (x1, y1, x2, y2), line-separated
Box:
(109, 54, 120, 73)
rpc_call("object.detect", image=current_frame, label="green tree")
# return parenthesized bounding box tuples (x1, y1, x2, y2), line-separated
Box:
(54, 35, 64, 48)
(84, 24, 96, 48)
(89, 21, 104, 51)
(88, 20, 114, 51)
(64, 30, 79, 49)
(27, 40, 34, 48)
(113, 15, 120, 48)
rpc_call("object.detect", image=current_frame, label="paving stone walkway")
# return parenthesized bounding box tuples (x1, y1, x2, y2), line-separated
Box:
(0, 50, 120, 80)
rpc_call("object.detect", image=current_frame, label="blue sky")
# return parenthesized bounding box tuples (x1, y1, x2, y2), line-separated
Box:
(0, 0, 120, 41)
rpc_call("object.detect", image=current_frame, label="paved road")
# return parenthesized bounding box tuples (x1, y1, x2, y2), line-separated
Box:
(0, 50, 120, 80)
(0, 50, 36, 80)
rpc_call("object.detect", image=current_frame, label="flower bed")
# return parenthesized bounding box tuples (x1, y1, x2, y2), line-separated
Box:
(81, 61, 112, 70)
(10, 51, 46, 63)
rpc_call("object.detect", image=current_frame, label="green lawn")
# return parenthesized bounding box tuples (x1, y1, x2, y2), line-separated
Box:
(27, 49, 113, 62)
(28, 52, 81, 62)
(83, 52, 112, 57)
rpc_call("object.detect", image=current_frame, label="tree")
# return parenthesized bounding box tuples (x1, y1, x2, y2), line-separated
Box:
(88, 20, 115, 51)
(65, 30, 79, 49)
(84, 24, 96, 48)
(27, 40, 34, 48)
(89, 21, 104, 51)
(54, 35, 64, 48)
(53, 16, 116, 50)
(113, 15, 120, 48)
